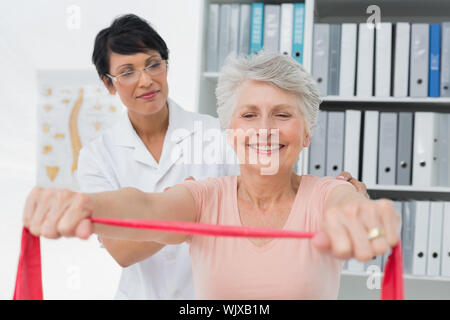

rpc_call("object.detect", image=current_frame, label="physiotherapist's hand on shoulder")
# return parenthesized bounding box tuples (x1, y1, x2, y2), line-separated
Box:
(23, 186, 94, 240)
(163, 176, 194, 192)
(336, 171, 369, 199)
(313, 194, 402, 262)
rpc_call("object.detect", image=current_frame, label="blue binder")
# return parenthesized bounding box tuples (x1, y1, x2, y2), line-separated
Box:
(292, 3, 305, 64)
(250, 3, 264, 55)
(429, 24, 441, 97)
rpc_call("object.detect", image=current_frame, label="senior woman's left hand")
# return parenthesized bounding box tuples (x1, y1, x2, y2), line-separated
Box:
(312, 199, 402, 262)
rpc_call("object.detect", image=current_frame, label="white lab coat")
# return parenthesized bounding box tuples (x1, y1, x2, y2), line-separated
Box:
(77, 98, 239, 299)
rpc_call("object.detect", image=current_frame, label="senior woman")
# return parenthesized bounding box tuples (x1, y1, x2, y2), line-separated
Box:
(25, 52, 397, 299)
(80, 14, 366, 300)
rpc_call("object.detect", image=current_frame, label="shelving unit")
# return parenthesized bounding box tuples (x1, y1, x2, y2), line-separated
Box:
(342, 270, 450, 282)
(197, 0, 450, 299)
(197, 0, 316, 117)
(339, 271, 450, 300)
(322, 96, 450, 113)
(367, 185, 450, 201)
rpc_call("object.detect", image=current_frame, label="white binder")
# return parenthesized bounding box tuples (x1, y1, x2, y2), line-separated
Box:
(339, 23, 357, 97)
(347, 258, 365, 273)
(308, 111, 327, 177)
(396, 113, 414, 185)
(263, 4, 281, 52)
(375, 22, 392, 97)
(343, 110, 361, 179)
(343, 260, 348, 271)
(229, 4, 240, 56)
(412, 112, 440, 187)
(393, 201, 403, 223)
(238, 4, 251, 55)
(218, 4, 232, 69)
(393, 23, 411, 97)
(410, 24, 429, 97)
(377, 112, 398, 185)
(427, 202, 444, 276)
(441, 202, 450, 277)
(402, 201, 416, 274)
(326, 111, 345, 177)
(412, 201, 430, 276)
(365, 255, 383, 273)
(441, 22, 450, 97)
(328, 24, 341, 95)
(279, 3, 294, 57)
(312, 24, 330, 96)
(381, 201, 402, 271)
(381, 248, 392, 272)
(362, 111, 379, 186)
(356, 23, 375, 97)
(206, 4, 220, 72)
(439, 114, 449, 187)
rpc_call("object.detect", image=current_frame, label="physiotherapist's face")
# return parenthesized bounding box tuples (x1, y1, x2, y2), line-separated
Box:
(104, 50, 169, 116)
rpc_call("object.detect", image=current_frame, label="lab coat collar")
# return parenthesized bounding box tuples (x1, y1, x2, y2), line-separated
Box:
(112, 98, 196, 169)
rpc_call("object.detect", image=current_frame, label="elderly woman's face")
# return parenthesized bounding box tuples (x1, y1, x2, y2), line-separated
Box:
(104, 50, 169, 116)
(230, 80, 310, 174)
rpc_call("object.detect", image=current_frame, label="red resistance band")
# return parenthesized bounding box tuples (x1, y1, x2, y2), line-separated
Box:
(13, 218, 404, 300)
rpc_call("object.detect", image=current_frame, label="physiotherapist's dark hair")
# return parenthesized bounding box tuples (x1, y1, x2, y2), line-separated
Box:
(92, 13, 169, 86)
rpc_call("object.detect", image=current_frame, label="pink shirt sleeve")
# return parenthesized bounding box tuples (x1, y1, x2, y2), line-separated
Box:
(312, 177, 356, 224)
(181, 178, 225, 245)
(181, 178, 220, 223)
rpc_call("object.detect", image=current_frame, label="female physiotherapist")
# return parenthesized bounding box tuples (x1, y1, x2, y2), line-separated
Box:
(78, 14, 367, 300)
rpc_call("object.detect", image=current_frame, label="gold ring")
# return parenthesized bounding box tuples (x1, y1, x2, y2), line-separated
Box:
(367, 227, 385, 240)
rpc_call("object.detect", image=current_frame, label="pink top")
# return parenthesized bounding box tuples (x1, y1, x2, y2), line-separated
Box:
(183, 175, 354, 300)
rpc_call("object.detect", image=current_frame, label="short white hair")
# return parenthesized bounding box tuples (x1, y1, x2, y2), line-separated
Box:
(215, 51, 322, 135)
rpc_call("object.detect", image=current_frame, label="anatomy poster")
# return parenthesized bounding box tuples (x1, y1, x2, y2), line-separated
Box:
(37, 71, 124, 190)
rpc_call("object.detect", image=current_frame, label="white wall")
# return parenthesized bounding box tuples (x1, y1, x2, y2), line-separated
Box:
(0, 0, 203, 299)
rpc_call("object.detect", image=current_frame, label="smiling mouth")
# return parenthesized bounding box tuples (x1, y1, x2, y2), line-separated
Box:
(138, 90, 160, 99)
(247, 144, 286, 154)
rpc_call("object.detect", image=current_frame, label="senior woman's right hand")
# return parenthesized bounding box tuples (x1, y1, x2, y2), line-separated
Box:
(23, 186, 94, 240)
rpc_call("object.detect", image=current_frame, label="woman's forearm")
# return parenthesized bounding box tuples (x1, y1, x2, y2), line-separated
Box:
(99, 237, 165, 268)
(88, 187, 167, 242)
(87, 186, 192, 244)
(23, 185, 194, 243)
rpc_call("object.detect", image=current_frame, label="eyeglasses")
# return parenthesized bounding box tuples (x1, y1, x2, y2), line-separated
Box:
(106, 59, 168, 86)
